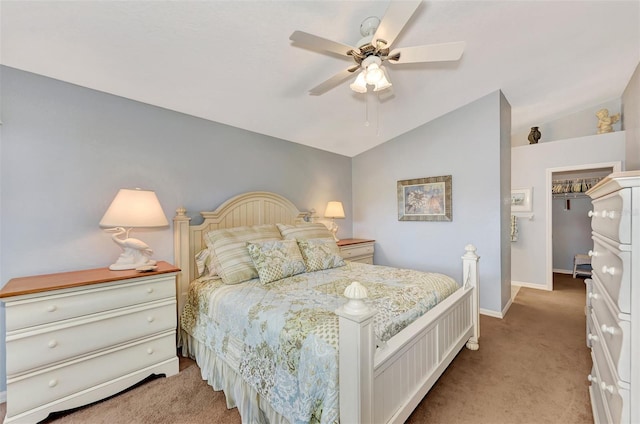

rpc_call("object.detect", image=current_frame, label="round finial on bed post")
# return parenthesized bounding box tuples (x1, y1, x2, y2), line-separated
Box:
(176, 207, 187, 217)
(463, 244, 478, 259)
(343, 281, 370, 315)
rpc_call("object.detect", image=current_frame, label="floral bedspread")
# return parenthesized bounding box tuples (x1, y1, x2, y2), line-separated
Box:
(181, 261, 459, 424)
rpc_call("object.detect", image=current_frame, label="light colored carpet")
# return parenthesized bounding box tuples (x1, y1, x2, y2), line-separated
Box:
(1, 273, 592, 423)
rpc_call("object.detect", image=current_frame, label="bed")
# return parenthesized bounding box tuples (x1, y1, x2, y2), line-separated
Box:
(173, 191, 480, 423)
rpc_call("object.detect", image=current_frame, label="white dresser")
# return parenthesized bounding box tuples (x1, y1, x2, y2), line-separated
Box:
(337, 238, 375, 264)
(0, 262, 180, 424)
(586, 171, 640, 424)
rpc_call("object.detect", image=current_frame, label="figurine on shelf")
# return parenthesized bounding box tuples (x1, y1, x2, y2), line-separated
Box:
(528, 127, 541, 144)
(596, 108, 620, 134)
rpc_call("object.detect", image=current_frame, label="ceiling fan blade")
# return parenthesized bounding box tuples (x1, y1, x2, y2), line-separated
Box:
(309, 67, 359, 96)
(389, 41, 465, 64)
(290, 31, 357, 57)
(373, 0, 421, 48)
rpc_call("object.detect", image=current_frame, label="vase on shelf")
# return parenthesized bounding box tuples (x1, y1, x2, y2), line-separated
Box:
(528, 127, 541, 144)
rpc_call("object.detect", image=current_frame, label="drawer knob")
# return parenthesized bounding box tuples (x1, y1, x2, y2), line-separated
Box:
(588, 250, 598, 257)
(147, 287, 154, 294)
(588, 292, 599, 301)
(48, 379, 58, 388)
(48, 340, 58, 348)
(587, 333, 599, 343)
(601, 324, 618, 336)
(588, 374, 598, 383)
(47, 305, 57, 312)
(600, 381, 615, 394)
(147, 316, 155, 323)
(588, 210, 599, 218)
(147, 348, 154, 355)
(601, 266, 616, 276)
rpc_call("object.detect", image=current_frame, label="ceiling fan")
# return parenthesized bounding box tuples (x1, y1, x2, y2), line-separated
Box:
(290, 0, 465, 96)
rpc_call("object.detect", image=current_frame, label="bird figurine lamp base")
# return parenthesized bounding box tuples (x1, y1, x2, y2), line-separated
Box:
(109, 255, 156, 271)
(328, 220, 340, 242)
(104, 227, 156, 271)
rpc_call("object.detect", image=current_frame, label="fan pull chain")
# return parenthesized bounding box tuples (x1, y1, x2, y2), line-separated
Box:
(364, 91, 370, 127)
(376, 92, 380, 136)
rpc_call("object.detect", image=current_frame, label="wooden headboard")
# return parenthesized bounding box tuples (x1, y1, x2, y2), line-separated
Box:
(173, 191, 306, 319)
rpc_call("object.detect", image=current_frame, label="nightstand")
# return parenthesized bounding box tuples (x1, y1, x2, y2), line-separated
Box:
(337, 239, 375, 264)
(0, 261, 180, 424)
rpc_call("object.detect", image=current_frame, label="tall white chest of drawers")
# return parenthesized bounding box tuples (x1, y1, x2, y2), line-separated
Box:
(586, 171, 640, 424)
(0, 262, 180, 424)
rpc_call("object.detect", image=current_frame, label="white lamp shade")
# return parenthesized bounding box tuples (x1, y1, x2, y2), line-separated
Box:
(350, 71, 368, 93)
(99, 188, 169, 228)
(324, 201, 345, 219)
(364, 62, 384, 84)
(374, 66, 392, 92)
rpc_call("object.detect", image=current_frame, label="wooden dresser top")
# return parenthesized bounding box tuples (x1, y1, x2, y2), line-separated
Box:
(0, 261, 180, 298)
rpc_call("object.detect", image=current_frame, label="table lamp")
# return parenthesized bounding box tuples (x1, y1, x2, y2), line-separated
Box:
(99, 188, 169, 270)
(324, 201, 345, 242)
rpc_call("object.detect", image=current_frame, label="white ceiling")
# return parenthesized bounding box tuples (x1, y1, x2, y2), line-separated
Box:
(2, 1, 639, 157)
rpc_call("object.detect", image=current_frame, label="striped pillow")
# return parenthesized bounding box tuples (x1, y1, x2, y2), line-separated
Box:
(277, 223, 333, 240)
(205, 224, 282, 285)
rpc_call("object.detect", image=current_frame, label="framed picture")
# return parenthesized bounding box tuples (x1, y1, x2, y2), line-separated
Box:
(511, 187, 532, 212)
(397, 175, 452, 221)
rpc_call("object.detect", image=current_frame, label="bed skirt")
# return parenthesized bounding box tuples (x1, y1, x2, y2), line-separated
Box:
(181, 331, 289, 424)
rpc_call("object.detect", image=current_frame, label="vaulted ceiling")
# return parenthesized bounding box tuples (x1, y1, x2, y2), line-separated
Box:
(2, 1, 639, 157)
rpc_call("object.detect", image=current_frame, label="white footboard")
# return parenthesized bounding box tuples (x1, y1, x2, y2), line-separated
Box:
(336, 245, 480, 423)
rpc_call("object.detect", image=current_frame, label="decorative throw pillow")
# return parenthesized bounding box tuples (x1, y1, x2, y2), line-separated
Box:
(277, 222, 333, 240)
(297, 237, 346, 272)
(246, 239, 307, 284)
(205, 224, 282, 285)
(194, 248, 217, 278)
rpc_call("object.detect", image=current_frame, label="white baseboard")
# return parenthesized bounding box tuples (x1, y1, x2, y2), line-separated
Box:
(0, 390, 6, 403)
(553, 268, 572, 275)
(480, 308, 503, 319)
(501, 294, 514, 317)
(511, 280, 552, 291)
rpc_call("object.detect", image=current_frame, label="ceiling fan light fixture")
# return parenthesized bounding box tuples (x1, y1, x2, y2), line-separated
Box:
(373, 74, 392, 92)
(349, 71, 368, 93)
(364, 62, 384, 84)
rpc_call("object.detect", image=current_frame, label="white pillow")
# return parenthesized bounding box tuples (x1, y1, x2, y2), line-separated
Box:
(194, 248, 217, 278)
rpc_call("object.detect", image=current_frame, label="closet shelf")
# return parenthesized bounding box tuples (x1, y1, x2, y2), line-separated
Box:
(551, 177, 604, 197)
(552, 192, 590, 199)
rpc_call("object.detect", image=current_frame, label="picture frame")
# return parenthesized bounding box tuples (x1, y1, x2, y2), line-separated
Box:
(511, 187, 532, 212)
(397, 175, 452, 221)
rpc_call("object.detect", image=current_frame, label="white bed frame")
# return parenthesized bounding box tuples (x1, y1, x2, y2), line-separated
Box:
(173, 191, 479, 423)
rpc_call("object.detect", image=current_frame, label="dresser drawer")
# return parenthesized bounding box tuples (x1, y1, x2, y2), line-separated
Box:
(589, 360, 612, 424)
(590, 238, 631, 313)
(6, 275, 176, 331)
(589, 284, 630, 383)
(591, 341, 630, 424)
(351, 257, 374, 265)
(587, 307, 596, 348)
(340, 244, 374, 260)
(590, 188, 631, 244)
(6, 300, 176, 376)
(6, 331, 176, 417)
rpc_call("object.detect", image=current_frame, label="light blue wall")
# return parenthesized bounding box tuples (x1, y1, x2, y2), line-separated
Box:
(552, 196, 592, 272)
(511, 132, 625, 288)
(0, 66, 352, 394)
(0, 66, 4, 402)
(352, 90, 511, 315)
(622, 61, 640, 170)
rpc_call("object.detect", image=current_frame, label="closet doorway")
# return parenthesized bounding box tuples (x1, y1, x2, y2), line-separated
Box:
(545, 161, 621, 290)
